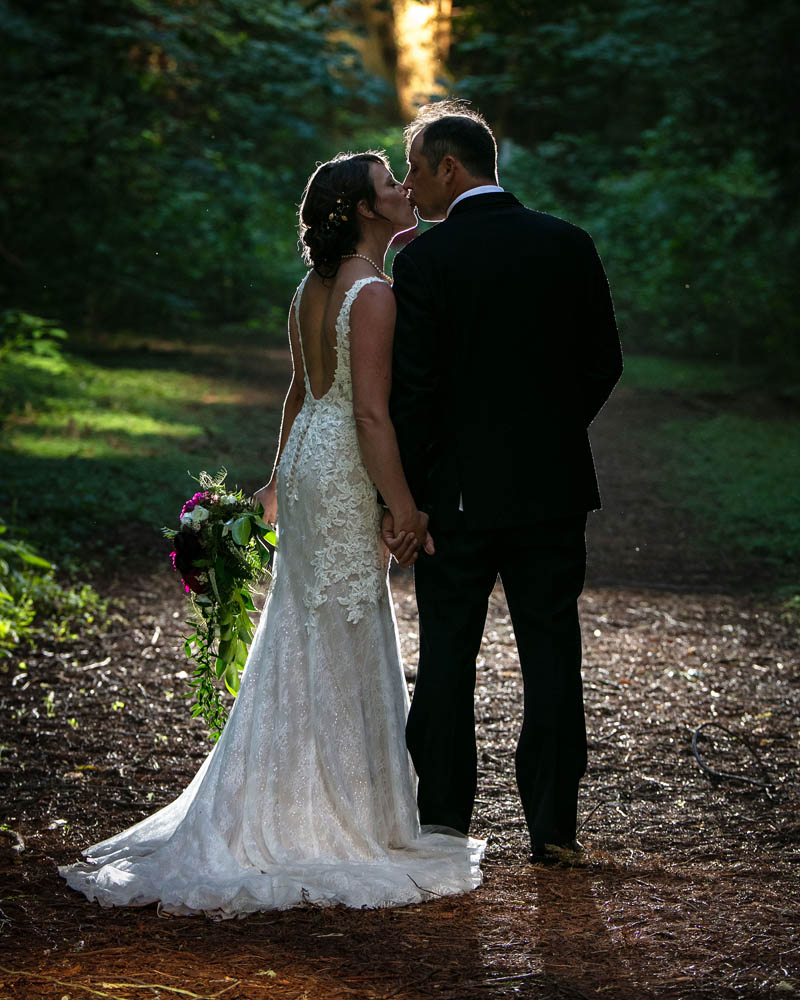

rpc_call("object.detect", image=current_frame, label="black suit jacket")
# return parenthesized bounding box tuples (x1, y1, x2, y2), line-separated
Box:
(389, 192, 622, 529)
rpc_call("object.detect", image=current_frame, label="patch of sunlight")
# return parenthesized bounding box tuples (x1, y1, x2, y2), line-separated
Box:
(74, 367, 216, 405)
(393, 0, 451, 117)
(4, 430, 152, 459)
(20, 410, 203, 438)
(8, 351, 71, 376)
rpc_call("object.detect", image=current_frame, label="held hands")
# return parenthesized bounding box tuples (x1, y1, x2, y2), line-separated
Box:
(381, 509, 435, 568)
(253, 478, 278, 527)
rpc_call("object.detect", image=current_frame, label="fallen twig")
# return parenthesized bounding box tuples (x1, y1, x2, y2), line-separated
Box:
(692, 721, 771, 789)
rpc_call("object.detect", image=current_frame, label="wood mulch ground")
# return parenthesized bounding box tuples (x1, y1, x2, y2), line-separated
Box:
(1, 385, 798, 999)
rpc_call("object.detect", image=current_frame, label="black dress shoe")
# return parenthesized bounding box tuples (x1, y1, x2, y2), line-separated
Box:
(529, 839, 586, 866)
(528, 847, 558, 866)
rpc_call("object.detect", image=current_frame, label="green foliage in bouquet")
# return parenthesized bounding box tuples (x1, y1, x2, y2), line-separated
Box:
(163, 470, 275, 741)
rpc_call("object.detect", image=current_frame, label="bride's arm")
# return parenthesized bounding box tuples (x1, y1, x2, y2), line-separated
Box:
(253, 295, 306, 522)
(350, 282, 431, 556)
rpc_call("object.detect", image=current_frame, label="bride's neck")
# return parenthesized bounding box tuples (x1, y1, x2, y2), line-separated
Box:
(354, 233, 390, 267)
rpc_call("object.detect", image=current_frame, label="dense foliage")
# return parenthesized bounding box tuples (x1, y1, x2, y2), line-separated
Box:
(1, 0, 386, 329)
(4, 0, 795, 372)
(451, 0, 800, 374)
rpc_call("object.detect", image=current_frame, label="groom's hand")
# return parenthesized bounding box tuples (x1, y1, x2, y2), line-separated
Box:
(381, 510, 434, 567)
(381, 510, 417, 567)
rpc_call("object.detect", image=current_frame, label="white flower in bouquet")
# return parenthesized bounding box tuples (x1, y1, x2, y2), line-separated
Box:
(181, 505, 210, 528)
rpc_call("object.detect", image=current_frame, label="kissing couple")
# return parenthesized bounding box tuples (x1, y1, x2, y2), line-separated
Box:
(61, 100, 622, 914)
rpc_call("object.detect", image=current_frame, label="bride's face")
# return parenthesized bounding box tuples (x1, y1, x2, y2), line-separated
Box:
(368, 162, 417, 236)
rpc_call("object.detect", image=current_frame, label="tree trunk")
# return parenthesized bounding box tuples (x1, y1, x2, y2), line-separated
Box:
(393, 0, 451, 118)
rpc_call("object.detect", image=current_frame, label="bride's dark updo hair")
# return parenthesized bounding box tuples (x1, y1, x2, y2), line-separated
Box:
(299, 151, 389, 279)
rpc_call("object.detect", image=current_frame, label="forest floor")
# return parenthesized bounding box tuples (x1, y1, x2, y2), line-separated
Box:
(1, 375, 799, 1000)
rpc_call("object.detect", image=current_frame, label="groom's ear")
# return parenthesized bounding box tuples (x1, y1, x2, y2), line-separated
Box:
(438, 154, 457, 181)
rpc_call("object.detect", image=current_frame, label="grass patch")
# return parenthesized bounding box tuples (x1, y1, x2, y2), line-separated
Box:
(0, 524, 107, 661)
(1, 329, 286, 568)
(626, 354, 800, 586)
(664, 413, 800, 565)
(622, 354, 764, 394)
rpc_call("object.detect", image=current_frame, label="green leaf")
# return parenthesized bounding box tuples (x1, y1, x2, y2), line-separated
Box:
(16, 550, 52, 569)
(231, 516, 251, 546)
(224, 660, 240, 696)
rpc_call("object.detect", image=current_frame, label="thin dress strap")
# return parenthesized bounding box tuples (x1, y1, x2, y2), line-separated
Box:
(294, 271, 313, 394)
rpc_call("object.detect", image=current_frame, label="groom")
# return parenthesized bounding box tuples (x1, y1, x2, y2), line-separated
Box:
(385, 101, 622, 862)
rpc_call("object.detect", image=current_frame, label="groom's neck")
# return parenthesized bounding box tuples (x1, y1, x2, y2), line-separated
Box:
(448, 174, 499, 204)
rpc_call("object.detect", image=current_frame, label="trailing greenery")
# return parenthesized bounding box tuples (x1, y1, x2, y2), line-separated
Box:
(164, 470, 275, 740)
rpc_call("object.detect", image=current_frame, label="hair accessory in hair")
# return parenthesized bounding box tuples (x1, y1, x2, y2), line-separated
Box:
(325, 196, 350, 230)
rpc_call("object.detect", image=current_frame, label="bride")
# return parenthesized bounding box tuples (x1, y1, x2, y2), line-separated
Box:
(59, 151, 485, 915)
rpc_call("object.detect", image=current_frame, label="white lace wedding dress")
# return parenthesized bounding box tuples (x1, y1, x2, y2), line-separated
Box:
(59, 275, 485, 916)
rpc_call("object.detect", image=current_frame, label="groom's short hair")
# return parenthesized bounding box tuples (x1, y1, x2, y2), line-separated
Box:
(405, 101, 497, 181)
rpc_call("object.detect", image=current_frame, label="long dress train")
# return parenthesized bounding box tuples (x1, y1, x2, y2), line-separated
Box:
(59, 275, 485, 915)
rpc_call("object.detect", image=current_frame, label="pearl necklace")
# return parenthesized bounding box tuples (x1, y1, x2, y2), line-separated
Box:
(342, 253, 391, 283)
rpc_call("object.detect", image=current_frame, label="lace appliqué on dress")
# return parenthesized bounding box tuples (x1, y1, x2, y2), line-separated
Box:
(286, 276, 389, 627)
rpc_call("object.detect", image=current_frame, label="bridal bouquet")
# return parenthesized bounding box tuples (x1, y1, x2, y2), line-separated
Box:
(163, 470, 276, 741)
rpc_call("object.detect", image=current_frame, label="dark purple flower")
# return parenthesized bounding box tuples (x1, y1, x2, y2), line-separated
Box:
(172, 530, 207, 594)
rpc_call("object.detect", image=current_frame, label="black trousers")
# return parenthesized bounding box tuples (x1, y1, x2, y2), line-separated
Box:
(406, 512, 588, 850)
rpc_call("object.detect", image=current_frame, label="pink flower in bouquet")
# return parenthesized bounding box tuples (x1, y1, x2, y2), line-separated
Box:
(180, 491, 213, 518)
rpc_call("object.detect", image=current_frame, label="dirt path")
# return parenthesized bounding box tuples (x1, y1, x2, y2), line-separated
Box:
(1, 385, 798, 999)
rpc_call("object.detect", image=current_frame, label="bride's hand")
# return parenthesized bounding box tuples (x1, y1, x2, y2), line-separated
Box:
(381, 511, 415, 567)
(381, 509, 434, 567)
(253, 478, 277, 527)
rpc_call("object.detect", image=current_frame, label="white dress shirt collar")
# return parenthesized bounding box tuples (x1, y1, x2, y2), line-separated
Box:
(446, 184, 505, 217)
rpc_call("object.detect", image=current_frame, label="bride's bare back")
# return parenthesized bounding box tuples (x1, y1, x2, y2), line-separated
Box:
(297, 264, 377, 400)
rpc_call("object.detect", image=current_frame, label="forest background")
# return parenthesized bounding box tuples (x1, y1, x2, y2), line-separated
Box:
(1, 0, 798, 653)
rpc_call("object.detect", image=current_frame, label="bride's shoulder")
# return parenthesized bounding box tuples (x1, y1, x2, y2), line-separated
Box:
(349, 276, 394, 307)
(348, 278, 395, 329)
